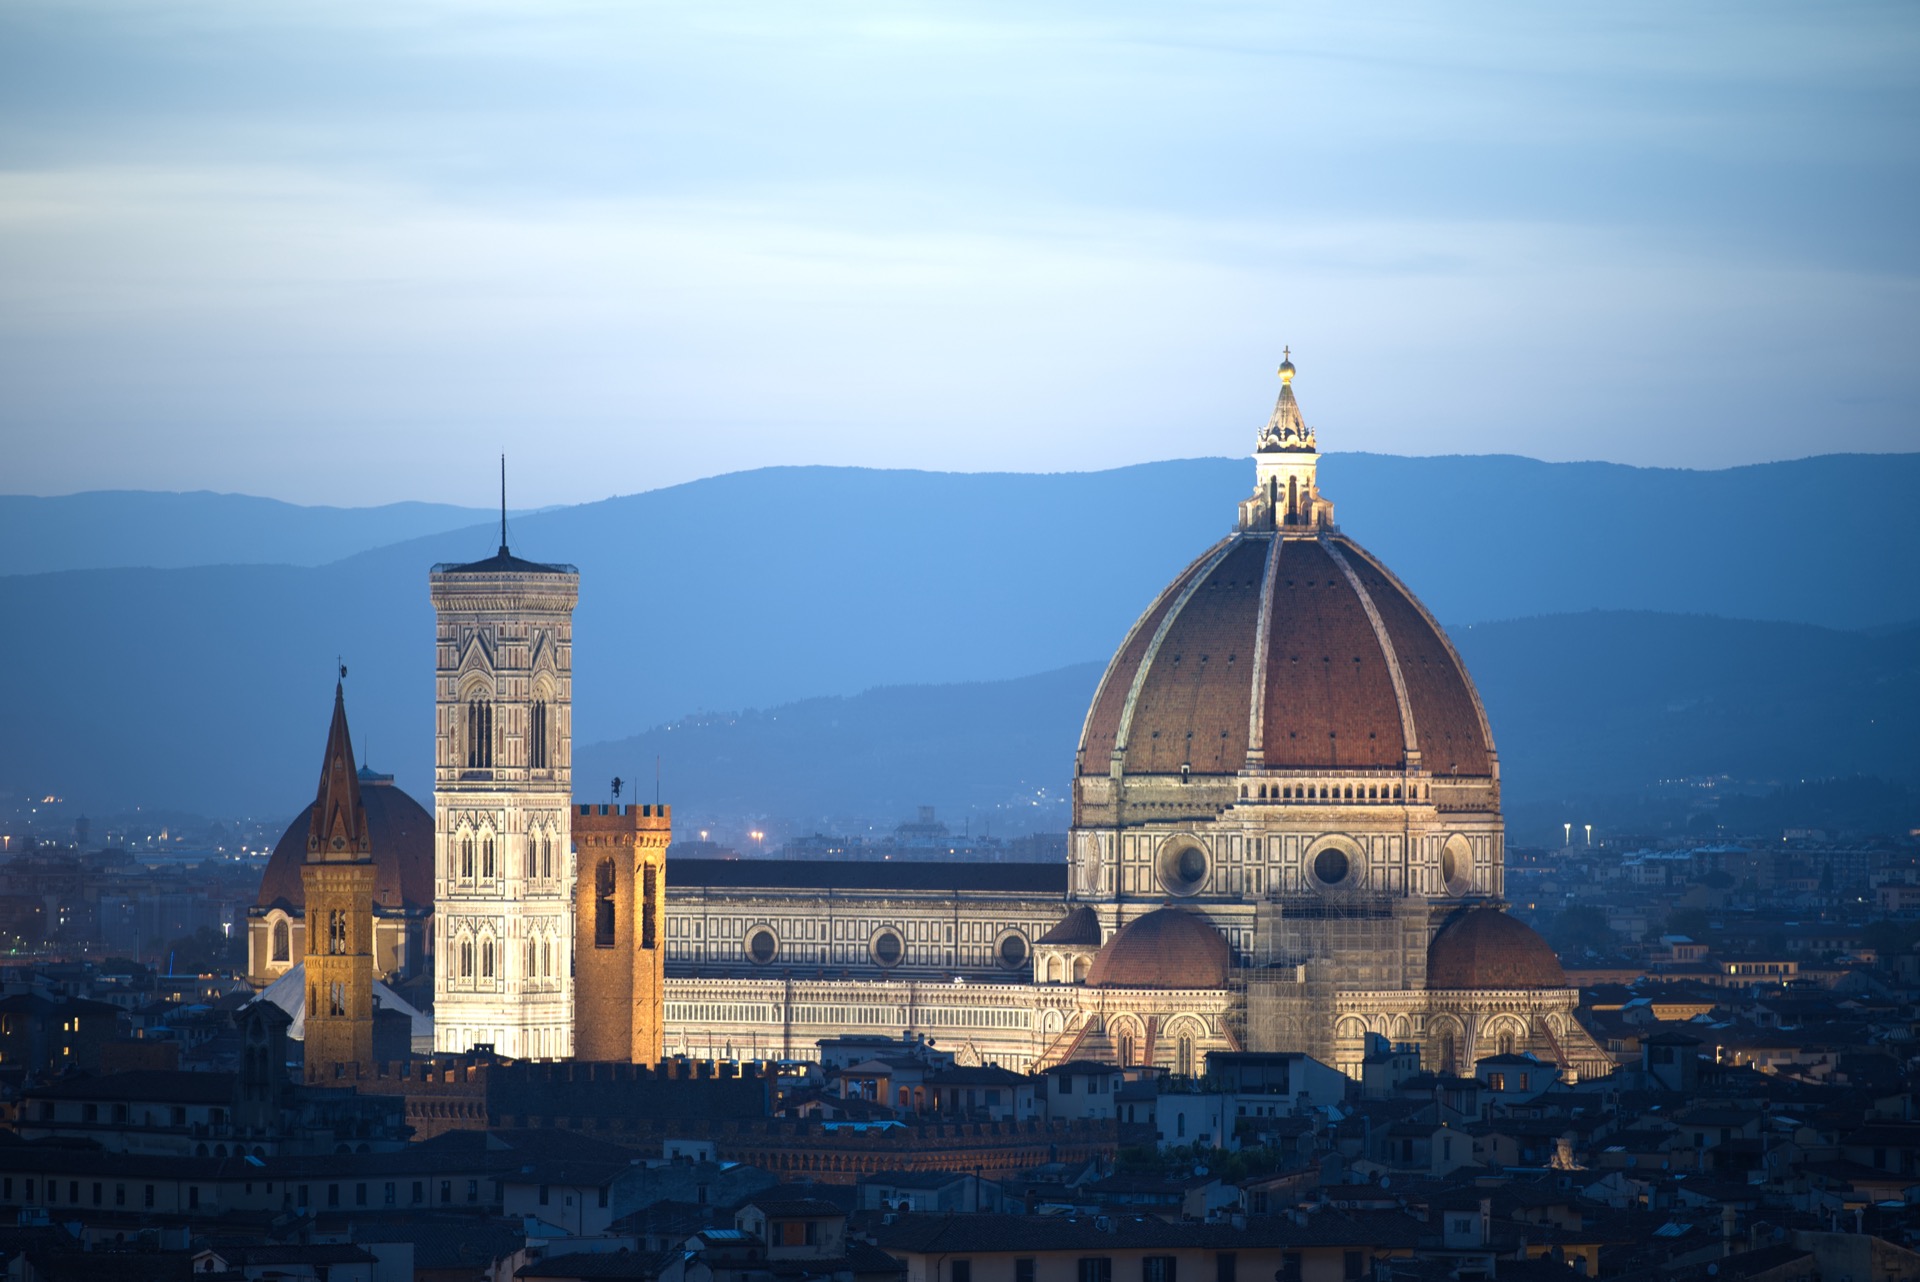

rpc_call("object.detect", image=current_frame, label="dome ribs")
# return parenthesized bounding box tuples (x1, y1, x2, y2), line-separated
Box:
(1340, 542, 1494, 778)
(1122, 538, 1266, 775)
(1261, 539, 1406, 770)
(1076, 539, 1228, 776)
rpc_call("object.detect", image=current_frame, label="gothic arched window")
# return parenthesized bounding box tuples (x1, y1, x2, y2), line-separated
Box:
(481, 835, 495, 880)
(465, 698, 493, 769)
(529, 699, 549, 769)
(459, 938, 474, 978)
(480, 938, 494, 979)
(271, 919, 290, 963)
(328, 981, 346, 1017)
(327, 909, 348, 955)
(460, 834, 475, 880)
(526, 938, 536, 979)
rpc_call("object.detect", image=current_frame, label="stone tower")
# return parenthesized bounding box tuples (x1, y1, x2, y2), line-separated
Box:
(430, 521, 579, 1060)
(572, 803, 672, 1063)
(301, 683, 376, 1082)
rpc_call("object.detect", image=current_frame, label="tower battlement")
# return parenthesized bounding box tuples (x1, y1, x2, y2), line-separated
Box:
(575, 802, 673, 831)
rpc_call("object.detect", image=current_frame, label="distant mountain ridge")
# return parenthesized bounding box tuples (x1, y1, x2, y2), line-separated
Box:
(1, 452, 1914, 818)
(0, 491, 532, 573)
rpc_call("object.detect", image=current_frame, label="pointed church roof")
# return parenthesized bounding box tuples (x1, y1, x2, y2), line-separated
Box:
(306, 683, 372, 863)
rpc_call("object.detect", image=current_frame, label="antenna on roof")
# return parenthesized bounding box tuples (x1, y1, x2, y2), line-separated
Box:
(499, 453, 509, 556)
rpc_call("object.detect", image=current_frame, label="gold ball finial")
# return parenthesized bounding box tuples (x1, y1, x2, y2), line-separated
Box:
(1278, 346, 1295, 385)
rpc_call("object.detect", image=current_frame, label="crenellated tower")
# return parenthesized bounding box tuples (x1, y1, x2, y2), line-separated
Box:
(573, 802, 672, 1063)
(430, 516, 580, 1059)
(301, 682, 376, 1081)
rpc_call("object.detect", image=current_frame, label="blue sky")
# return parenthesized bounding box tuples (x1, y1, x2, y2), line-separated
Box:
(1, 1, 1915, 506)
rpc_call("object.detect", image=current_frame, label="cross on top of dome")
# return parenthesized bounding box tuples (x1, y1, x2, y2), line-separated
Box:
(1257, 348, 1315, 454)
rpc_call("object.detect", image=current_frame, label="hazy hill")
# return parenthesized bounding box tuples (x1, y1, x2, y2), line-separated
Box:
(572, 613, 1920, 839)
(0, 491, 520, 574)
(2, 453, 1916, 818)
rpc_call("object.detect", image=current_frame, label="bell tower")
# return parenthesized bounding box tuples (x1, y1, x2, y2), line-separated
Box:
(430, 484, 580, 1060)
(301, 681, 376, 1081)
(572, 802, 672, 1063)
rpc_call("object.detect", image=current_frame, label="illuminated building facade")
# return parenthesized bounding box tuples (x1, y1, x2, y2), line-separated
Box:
(429, 537, 580, 1058)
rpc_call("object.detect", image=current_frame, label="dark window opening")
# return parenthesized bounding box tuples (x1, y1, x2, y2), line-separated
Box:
(595, 860, 618, 948)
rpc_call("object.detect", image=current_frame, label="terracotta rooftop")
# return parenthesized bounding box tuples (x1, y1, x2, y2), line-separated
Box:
(1427, 908, 1568, 991)
(1075, 532, 1493, 778)
(1085, 906, 1233, 990)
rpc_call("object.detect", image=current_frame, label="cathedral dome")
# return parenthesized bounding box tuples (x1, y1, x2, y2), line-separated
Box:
(1036, 905, 1103, 946)
(1074, 359, 1492, 783)
(1426, 908, 1567, 991)
(255, 768, 434, 913)
(1085, 907, 1233, 989)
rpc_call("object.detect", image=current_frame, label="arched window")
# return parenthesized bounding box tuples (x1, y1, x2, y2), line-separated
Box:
(459, 938, 473, 978)
(1176, 1036, 1195, 1078)
(529, 699, 549, 769)
(1498, 1032, 1516, 1056)
(271, 919, 290, 963)
(480, 938, 494, 979)
(540, 938, 551, 977)
(460, 834, 475, 880)
(481, 835, 495, 880)
(1118, 1034, 1135, 1067)
(525, 938, 536, 979)
(327, 909, 348, 955)
(328, 981, 346, 1017)
(594, 859, 617, 948)
(465, 698, 493, 768)
(541, 834, 553, 880)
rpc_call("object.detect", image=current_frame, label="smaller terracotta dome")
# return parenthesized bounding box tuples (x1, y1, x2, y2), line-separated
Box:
(1427, 908, 1567, 991)
(1036, 905, 1103, 946)
(255, 769, 434, 913)
(1085, 907, 1233, 989)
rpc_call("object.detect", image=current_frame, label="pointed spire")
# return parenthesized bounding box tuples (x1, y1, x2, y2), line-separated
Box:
(1257, 348, 1315, 453)
(499, 453, 509, 557)
(307, 681, 372, 863)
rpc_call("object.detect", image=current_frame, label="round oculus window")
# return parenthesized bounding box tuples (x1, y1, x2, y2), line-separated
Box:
(1313, 846, 1351, 886)
(1440, 836, 1473, 895)
(747, 928, 778, 965)
(997, 933, 1029, 969)
(871, 930, 903, 967)
(1156, 837, 1210, 896)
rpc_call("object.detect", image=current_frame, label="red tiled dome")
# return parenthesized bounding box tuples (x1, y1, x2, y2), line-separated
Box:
(1074, 533, 1493, 779)
(1036, 905, 1103, 946)
(1427, 908, 1567, 991)
(254, 771, 434, 913)
(1085, 907, 1233, 989)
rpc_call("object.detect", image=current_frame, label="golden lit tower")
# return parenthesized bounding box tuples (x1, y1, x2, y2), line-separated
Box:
(301, 681, 376, 1082)
(572, 802, 671, 1063)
